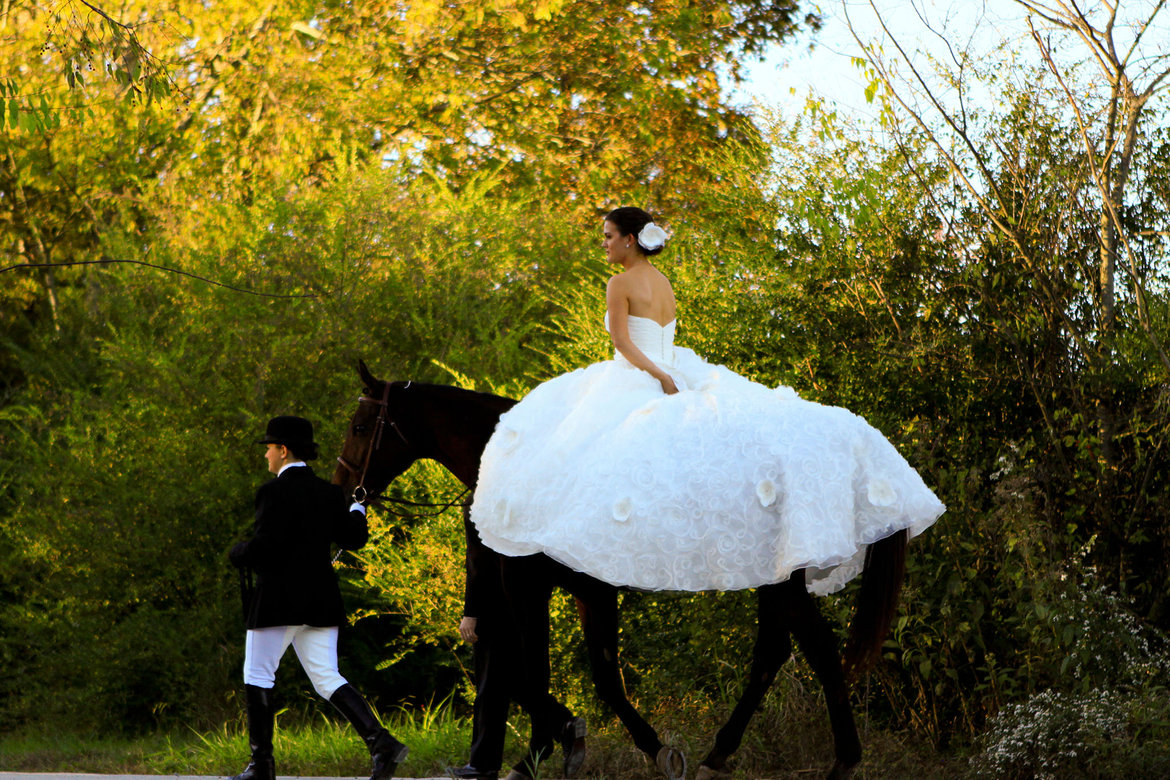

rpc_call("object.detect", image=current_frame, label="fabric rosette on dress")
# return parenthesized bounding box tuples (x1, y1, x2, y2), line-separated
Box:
(470, 315, 945, 595)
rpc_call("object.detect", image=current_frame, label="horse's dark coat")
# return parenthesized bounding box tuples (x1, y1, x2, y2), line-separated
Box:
(334, 364, 907, 780)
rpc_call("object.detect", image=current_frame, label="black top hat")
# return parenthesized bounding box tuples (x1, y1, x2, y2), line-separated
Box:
(256, 415, 319, 460)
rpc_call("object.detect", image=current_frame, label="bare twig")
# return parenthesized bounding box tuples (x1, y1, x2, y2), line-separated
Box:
(848, 3, 1098, 367)
(1025, 13, 1170, 375)
(0, 259, 321, 298)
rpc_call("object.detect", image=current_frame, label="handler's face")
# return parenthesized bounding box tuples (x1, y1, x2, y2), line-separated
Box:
(264, 443, 288, 474)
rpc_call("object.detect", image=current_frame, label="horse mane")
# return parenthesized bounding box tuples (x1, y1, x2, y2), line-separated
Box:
(395, 381, 517, 415)
(361, 378, 517, 449)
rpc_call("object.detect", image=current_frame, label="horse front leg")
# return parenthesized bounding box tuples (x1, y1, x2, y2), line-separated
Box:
(500, 555, 575, 778)
(785, 572, 862, 780)
(571, 574, 684, 779)
(696, 582, 793, 780)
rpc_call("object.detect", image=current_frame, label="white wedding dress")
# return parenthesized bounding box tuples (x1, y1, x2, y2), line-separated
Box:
(470, 315, 945, 595)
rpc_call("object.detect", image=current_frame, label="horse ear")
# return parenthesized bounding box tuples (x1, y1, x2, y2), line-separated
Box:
(357, 360, 381, 393)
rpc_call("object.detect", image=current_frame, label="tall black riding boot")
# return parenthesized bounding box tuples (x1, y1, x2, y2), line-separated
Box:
(230, 684, 275, 780)
(330, 683, 409, 780)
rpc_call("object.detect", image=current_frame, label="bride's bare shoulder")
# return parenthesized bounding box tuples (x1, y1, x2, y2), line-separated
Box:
(607, 270, 635, 289)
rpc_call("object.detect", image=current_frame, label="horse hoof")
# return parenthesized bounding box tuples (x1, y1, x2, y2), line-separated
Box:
(656, 746, 687, 780)
(561, 716, 587, 778)
(696, 765, 732, 780)
(826, 760, 858, 780)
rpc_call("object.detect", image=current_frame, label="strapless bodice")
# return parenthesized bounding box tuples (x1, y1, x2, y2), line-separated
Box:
(605, 313, 676, 365)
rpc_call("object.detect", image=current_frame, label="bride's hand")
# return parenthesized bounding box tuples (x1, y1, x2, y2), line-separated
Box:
(660, 375, 680, 395)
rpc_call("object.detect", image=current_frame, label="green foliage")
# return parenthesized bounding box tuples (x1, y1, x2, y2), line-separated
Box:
(3, 5, 1170, 777)
(741, 91, 1170, 765)
(0, 164, 600, 730)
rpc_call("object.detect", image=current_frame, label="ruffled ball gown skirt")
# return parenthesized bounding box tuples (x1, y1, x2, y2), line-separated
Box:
(470, 315, 945, 595)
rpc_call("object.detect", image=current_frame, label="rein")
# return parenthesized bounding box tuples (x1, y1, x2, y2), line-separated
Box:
(379, 492, 470, 518)
(332, 489, 470, 565)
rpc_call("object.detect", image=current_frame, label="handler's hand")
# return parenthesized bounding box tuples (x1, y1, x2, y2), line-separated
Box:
(459, 616, 478, 644)
(229, 541, 248, 569)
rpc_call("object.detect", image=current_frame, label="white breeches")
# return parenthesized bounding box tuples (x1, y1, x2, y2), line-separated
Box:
(243, 625, 348, 699)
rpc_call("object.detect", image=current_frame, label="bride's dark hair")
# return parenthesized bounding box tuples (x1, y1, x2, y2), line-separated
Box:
(605, 206, 664, 256)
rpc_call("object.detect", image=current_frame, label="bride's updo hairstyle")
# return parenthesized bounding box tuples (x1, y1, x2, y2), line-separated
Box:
(606, 206, 667, 256)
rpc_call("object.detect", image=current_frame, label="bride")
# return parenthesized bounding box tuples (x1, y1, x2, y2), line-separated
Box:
(470, 207, 944, 595)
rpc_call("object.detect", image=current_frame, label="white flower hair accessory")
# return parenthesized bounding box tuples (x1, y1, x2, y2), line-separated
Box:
(637, 222, 669, 251)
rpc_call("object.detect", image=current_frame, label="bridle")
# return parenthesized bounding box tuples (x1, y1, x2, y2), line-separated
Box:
(336, 380, 413, 504)
(333, 379, 469, 564)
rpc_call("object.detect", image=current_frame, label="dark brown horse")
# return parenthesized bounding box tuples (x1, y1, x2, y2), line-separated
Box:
(334, 362, 907, 780)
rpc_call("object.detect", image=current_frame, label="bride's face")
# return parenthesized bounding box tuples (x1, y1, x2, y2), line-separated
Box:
(602, 220, 636, 265)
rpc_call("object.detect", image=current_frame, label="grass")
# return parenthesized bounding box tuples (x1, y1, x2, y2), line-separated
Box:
(0, 698, 481, 778)
(0, 720, 966, 780)
(0, 679, 973, 779)
(154, 698, 497, 778)
(0, 731, 180, 774)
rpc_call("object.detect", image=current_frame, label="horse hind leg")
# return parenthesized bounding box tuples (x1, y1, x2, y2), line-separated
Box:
(786, 573, 862, 779)
(697, 582, 794, 779)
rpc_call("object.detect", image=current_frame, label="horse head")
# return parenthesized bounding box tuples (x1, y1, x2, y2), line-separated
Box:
(333, 360, 422, 502)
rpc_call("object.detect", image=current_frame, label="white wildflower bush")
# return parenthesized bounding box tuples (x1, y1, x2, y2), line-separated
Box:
(971, 563, 1170, 778)
(1048, 579, 1170, 691)
(972, 688, 1128, 779)
(971, 685, 1170, 779)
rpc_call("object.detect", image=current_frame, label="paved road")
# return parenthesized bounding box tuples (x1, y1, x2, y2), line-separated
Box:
(0, 775, 458, 780)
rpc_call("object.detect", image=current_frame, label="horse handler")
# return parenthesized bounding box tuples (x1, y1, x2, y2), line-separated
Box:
(445, 506, 521, 780)
(228, 415, 408, 780)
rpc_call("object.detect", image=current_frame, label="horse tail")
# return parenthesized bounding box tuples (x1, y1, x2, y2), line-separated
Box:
(841, 528, 908, 682)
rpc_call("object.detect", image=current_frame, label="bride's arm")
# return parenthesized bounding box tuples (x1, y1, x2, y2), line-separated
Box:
(606, 276, 679, 395)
